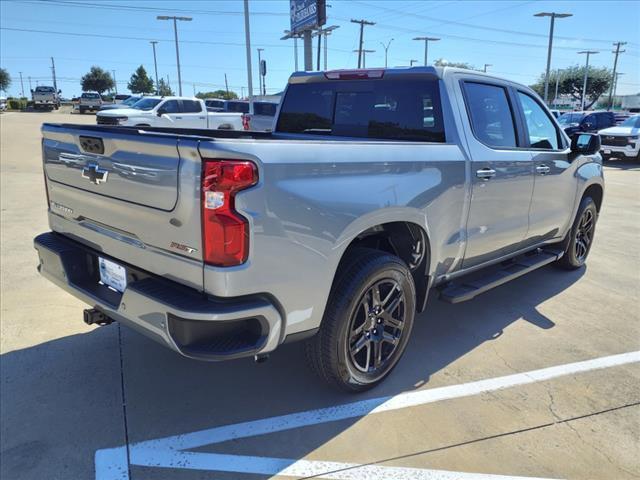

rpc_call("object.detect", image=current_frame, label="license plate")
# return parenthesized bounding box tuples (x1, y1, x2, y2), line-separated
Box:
(603, 149, 611, 154)
(98, 257, 127, 293)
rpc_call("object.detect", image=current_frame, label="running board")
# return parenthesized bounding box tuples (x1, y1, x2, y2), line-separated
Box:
(439, 249, 564, 304)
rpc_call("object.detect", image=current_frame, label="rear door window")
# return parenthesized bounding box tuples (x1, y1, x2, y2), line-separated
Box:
(277, 79, 445, 142)
(463, 82, 517, 148)
(181, 100, 202, 113)
(161, 100, 180, 113)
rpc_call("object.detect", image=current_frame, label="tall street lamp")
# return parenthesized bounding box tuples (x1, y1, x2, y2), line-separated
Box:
(413, 36, 440, 66)
(380, 38, 394, 68)
(150, 41, 159, 94)
(534, 12, 572, 104)
(157, 15, 192, 96)
(578, 50, 599, 110)
(257, 48, 265, 96)
(483, 63, 492, 73)
(410, 59, 418, 66)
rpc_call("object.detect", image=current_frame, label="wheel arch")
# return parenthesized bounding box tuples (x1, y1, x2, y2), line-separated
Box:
(333, 216, 432, 313)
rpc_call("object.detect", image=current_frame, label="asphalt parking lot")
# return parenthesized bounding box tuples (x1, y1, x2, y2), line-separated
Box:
(1, 110, 639, 480)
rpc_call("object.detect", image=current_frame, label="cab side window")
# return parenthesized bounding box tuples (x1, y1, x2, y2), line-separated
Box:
(160, 100, 180, 113)
(516, 92, 559, 150)
(464, 82, 517, 148)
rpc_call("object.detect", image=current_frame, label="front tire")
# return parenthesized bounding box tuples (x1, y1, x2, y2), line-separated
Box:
(557, 196, 598, 270)
(305, 248, 416, 392)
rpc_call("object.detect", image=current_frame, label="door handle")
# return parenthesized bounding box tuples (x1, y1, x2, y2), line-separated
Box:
(476, 168, 496, 180)
(199, 116, 205, 120)
(536, 164, 551, 175)
(175, 116, 182, 119)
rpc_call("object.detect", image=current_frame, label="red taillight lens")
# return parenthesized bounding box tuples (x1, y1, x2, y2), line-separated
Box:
(201, 159, 258, 267)
(242, 114, 251, 130)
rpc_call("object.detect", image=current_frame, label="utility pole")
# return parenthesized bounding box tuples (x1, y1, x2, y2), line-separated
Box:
(50, 57, 58, 93)
(192, 83, 196, 96)
(613, 72, 624, 106)
(166, 75, 170, 91)
(353, 49, 375, 68)
(257, 48, 264, 95)
(380, 38, 394, 68)
(483, 63, 492, 73)
(351, 19, 375, 68)
(224, 73, 229, 96)
(28, 76, 32, 92)
(19, 72, 24, 97)
(535, 12, 572, 104)
(150, 41, 159, 94)
(578, 50, 599, 110)
(112, 70, 117, 94)
(413, 37, 440, 66)
(607, 41, 626, 110)
(243, 0, 254, 110)
(157, 15, 192, 96)
(316, 27, 322, 70)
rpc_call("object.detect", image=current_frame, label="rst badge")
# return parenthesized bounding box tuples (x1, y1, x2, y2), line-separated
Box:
(170, 241, 197, 254)
(82, 163, 109, 185)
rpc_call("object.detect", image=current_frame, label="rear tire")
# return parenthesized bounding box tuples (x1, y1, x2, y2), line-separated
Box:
(305, 248, 416, 392)
(557, 196, 598, 270)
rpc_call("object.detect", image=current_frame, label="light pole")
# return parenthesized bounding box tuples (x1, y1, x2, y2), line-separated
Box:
(281, 30, 301, 72)
(150, 41, 159, 94)
(413, 36, 440, 66)
(578, 50, 599, 110)
(19, 72, 24, 97)
(112, 70, 117, 94)
(483, 63, 492, 73)
(157, 15, 192, 96)
(312, 25, 339, 71)
(613, 72, 624, 107)
(410, 59, 418, 66)
(534, 12, 572, 104)
(554, 69, 562, 106)
(380, 38, 394, 68)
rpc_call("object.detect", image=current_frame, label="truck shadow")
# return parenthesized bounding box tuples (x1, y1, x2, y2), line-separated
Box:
(1, 264, 584, 479)
(602, 157, 640, 170)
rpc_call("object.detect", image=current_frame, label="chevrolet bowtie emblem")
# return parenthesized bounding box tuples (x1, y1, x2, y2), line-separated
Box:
(82, 163, 109, 185)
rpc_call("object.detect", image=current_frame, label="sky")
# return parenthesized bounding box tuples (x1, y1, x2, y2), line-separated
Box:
(1, 0, 639, 99)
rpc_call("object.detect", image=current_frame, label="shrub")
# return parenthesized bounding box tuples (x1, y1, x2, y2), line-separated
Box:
(7, 98, 28, 110)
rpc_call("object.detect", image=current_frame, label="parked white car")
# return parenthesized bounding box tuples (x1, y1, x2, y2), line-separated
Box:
(96, 96, 245, 130)
(599, 114, 640, 161)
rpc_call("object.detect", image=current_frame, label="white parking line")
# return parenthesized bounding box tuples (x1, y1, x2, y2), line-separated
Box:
(95, 350, 640, 480)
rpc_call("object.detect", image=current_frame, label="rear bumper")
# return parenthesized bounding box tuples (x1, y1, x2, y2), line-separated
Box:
(34, 232, 283, 360)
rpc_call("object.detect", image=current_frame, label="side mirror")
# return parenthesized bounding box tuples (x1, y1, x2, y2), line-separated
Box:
(157, 108, 166, 117)
(31, 89, 34, 94)
(571, 133, 600, 156)
(58, 90, 62, 94)
(583, 122, 594, 130)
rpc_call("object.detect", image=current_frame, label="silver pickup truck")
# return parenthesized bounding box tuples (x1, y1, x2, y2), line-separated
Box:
(34, 67, 604, 391)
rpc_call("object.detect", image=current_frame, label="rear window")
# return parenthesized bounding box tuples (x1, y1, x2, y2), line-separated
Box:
(226, 101, 250, 113)
(254, 102, 277, 116)
(276, 79, 445, 142)
(36, 86, 55, 93)
(82, 93, 100, 99)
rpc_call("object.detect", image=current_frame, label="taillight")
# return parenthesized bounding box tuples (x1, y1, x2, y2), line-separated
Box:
(324, 69, 385, 80)
(242, 114, 251, 130)
(201, 159, 258, 267)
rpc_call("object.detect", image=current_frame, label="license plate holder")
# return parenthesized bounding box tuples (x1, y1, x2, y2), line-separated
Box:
(98, 257, 127, 293)
(603, 149, 611, 154)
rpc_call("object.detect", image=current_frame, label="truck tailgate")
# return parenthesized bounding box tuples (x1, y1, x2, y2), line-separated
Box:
(42, 124, 204, 290)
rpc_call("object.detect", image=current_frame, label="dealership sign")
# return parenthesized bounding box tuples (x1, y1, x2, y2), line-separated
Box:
(290, 0, 326, 33)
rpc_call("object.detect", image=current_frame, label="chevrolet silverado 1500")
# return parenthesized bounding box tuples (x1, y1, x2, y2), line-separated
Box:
(35, 67, 604, 391)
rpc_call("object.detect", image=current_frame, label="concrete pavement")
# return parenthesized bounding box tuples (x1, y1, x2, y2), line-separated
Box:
(1, 110, 638, 479)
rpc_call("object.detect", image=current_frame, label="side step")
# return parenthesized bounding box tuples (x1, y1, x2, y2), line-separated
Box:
(439, 248, 564, 304)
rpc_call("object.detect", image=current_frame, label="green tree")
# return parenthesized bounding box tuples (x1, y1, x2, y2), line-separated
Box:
(127, 65, 154, 94)
(434, 58, 475, 70)
(196, 89, 238, 100)
(530, 65, 612, 110)
(156, 78, 174, 96)
(0, 68, 10, 92)
(81, 66, 114, 94)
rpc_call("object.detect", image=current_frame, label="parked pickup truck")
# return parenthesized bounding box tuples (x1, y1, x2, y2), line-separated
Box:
(35, 67, 604, 391)
(31, 85, 61, 110)
(599, 114, 640, 161)
(79, 92, 103, 114)
(96, 96, 245, 130)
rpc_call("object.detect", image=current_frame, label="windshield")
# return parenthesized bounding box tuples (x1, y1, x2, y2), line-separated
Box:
(131, 98, 161, 111)
(35, 86, 55, 93)
(122, 96, 141, 106)
(558, 113, 584, 125)
(620, 116, 640, 128)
